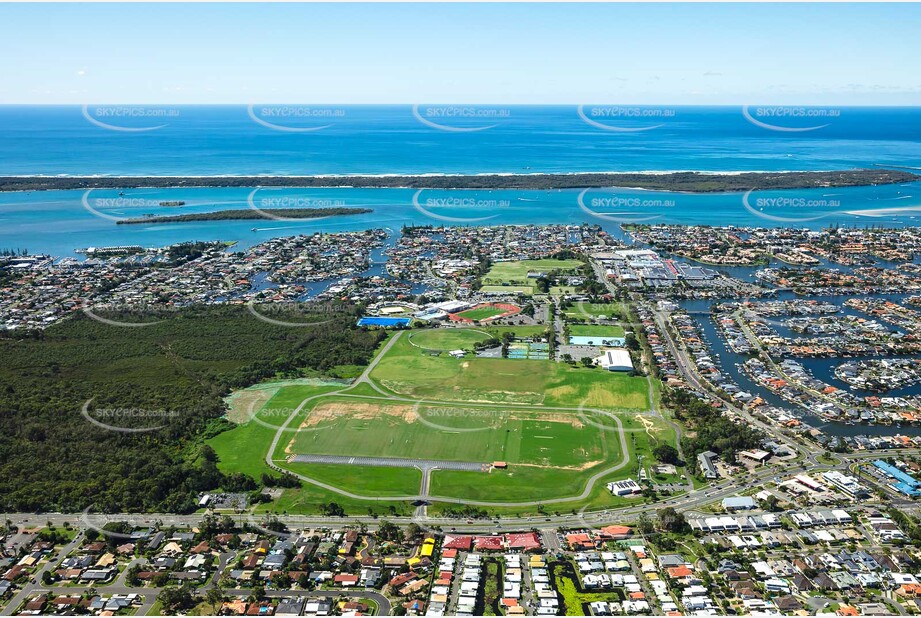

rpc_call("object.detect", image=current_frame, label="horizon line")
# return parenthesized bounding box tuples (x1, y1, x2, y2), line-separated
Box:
(3, 102, 921, 107)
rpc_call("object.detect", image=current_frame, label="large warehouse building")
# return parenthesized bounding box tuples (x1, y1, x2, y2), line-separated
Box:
(595, 348, 634, 372)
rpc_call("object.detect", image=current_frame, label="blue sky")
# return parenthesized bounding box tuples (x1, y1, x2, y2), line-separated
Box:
(1, 3, 919, 105)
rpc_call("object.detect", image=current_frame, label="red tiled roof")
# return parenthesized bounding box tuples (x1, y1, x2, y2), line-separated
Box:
(505, 532, 541, 550)
(443, 535, 473, 550)
(474, 536, 503, 551)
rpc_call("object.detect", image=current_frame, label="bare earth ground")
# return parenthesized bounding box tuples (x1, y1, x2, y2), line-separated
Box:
(224, 378, 345, 423)
(224, 388, 278, 424)
(300, 401, 418, 428)
(285, 399, 598, 470)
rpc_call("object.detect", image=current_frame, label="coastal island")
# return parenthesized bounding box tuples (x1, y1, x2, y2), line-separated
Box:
(2, 169, 917, 193)
(115, 207, 372, 225)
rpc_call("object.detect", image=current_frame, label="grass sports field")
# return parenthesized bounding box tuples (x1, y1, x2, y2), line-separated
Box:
(479, 285, 534, 294)
(286, 399, 607, 469)
(569, 324, 626, 338)
(407, 328, 491, 351)
(208, 383, 416, 515)
(481, 325, 548, 339)
(480, 258, 583, 294)
(563, 302, 628, 320)
(456, 306, 506, 321)
(370, 333, 648, 407)
(210, 328, 676, 514)
(484, 258, 583, 282)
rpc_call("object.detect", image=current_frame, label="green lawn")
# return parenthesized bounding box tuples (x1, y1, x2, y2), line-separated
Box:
(428, 409, 674, 504)
(370, 335, 649, 408)
(431, 465, 604, 502)
(543, 368, 649, 410)
(209, 384, 342, 479)
(210, 323, 673, 512)
(287, 398, 609, 470)
(407, 328, 491, 351)
(569, 324, 626, 338)
(210, 384, 417, 515)
(479, 285, 536, 294)
(483, 259, 583, 284)
(481, 325, 548, 339)
(285, 462, 422, 496)
(552, 562, 625, 616)
(213, 381, 676, 511)
(370, 336, 553, 404)
(563, 302, 628, 321)
(255, 485, 413, 517)
(455, 305, 510, 321)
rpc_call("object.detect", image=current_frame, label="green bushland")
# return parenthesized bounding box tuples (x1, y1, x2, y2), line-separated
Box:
(116, 207, 371, 224)
(481, 559, 503, 616)
(552, 561, 625, 616)
(5, 169, 916, 192)
(0, 305, 384, 512)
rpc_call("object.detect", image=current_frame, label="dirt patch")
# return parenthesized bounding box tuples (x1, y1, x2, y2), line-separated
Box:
(299, 401, 418, 428)
(512, 459, 604, 471)
(508, 411, 583, 428)
(224, 387, 278, 424)
(635, 414, 662, 438)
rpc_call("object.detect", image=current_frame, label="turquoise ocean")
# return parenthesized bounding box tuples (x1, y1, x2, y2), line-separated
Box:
(1, 105, 920, 256)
